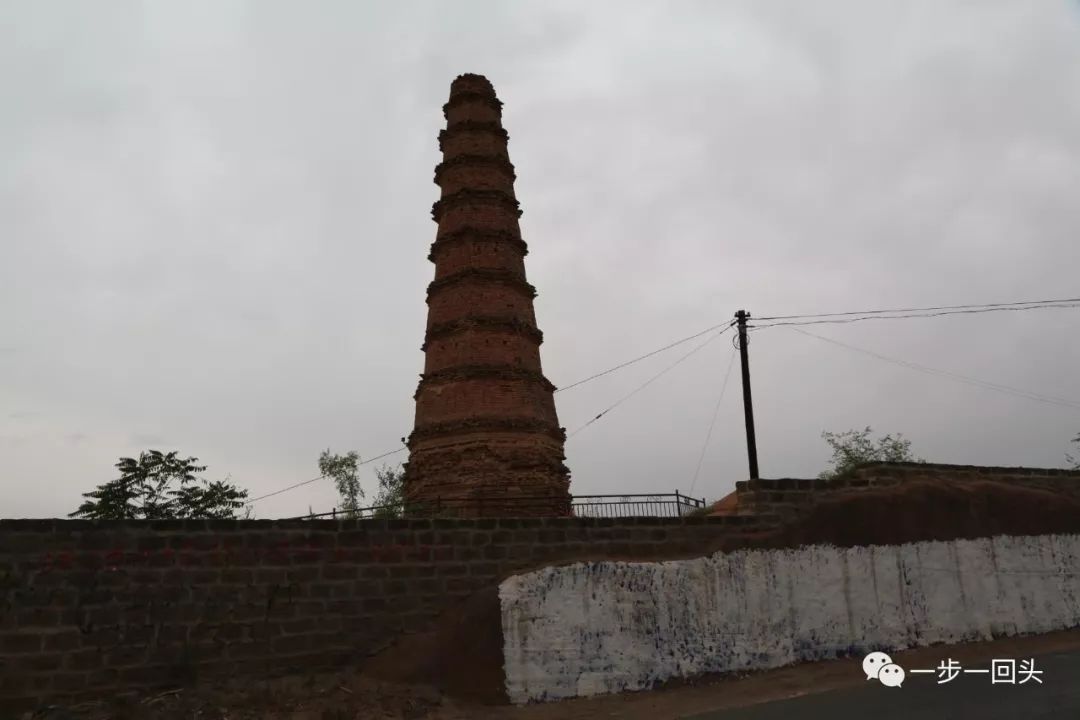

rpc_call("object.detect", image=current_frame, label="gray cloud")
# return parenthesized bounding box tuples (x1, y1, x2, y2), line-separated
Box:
(127, 434, 169, 448)
(2, 0, 1079, 519)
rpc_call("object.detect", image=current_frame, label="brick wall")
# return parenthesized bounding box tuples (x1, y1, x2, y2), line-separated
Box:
(424, 281, 536, 327)
(0, 515, 770, 714)
(735, 462, 1080, 519)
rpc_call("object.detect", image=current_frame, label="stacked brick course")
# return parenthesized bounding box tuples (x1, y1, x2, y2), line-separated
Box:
(0, 516, 771, 713)
(404, 74, 569, 515)
(734, 462, 1080, 520)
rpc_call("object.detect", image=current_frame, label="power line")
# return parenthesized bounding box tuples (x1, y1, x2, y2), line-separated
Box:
(788, 327, 1080, 411)
(245, 445, 407, 505)
(245, 322, 736, 506)
(246, 476, 327, 505)
(567, 325, 733, 440)
(243, 298, 1077, 505)
(555, 320, 735, 394)
(756, 296, 1080, 322)
(689, 346, 738, 497)
(750, 302, 1080, 329)
(555, 299, 1076, 389)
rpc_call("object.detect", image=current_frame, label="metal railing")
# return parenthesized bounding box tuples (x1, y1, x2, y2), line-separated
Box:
(290, 491, 706, 520)
(568, 492, 706, 518)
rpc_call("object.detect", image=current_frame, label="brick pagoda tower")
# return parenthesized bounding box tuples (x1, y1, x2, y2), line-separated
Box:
(402, 74, 571, 517)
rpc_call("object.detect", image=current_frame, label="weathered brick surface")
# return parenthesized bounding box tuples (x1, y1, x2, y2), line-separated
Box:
(421, 331, 542, 373)
(431, 240, 527, 281)
(0, 517, 764, 713)
(734, 462, 1080, 519)
(438, 130, 511, 164)
(436, 163, 516, 197)
(414, 379, 559, 427)
(424, 280, 536, 327)
(431, 202, 519, 235)
(404, 73, 570, 515)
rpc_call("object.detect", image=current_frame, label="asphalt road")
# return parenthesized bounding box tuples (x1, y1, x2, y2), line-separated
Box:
(685, 649, 1080, 720)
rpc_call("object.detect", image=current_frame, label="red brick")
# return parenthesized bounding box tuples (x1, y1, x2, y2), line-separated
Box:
(403, 77, 570, 517)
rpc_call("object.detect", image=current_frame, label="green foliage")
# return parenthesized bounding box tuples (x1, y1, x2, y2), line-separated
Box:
(371, 463, 405, 519)
(319, 449, 365, 517)
(70, 450, 248, 520)
(170, 474, 249, 519)
(819, 426, 922, 481)
(1067, 433, 1080, 470)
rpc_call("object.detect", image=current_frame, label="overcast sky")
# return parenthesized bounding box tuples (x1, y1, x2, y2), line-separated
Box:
(3, 1, 1079, 519)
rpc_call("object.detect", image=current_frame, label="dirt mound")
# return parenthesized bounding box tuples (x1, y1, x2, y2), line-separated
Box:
(756, 478, 1080, 550)
(705, 491, 740, 515)
(364, 586, 508, 705)
(51, 589, 509, 719)
(55, 673, 465, 720)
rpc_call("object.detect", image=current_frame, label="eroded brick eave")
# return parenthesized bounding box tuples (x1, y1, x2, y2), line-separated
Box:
(421, 317, 543, 349)
(430, 189, 522, 224)
(407, 417, 567, 447)
(434, 155, 516, 185)
(413, 365, 556, 398)
(425, 268, 537, 301)
(428, 227, 529, 262)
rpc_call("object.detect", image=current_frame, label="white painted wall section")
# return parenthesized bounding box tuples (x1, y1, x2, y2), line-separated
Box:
(498, 534, 1080, 704)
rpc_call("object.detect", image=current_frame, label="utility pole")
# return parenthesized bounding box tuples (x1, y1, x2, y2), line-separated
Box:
(735, 310, 759, 479)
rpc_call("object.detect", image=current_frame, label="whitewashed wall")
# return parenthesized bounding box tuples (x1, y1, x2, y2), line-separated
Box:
(499, 534, 1080, 703)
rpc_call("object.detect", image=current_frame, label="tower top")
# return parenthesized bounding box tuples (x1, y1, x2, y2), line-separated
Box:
(449, 72, 494, 91)
(450, 73, 496, 98)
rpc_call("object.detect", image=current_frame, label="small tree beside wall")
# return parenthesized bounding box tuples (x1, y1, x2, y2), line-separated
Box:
(819, 426, 923, 481)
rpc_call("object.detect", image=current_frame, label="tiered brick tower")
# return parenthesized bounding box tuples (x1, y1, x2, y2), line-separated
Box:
(402, 74, 571, 517)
